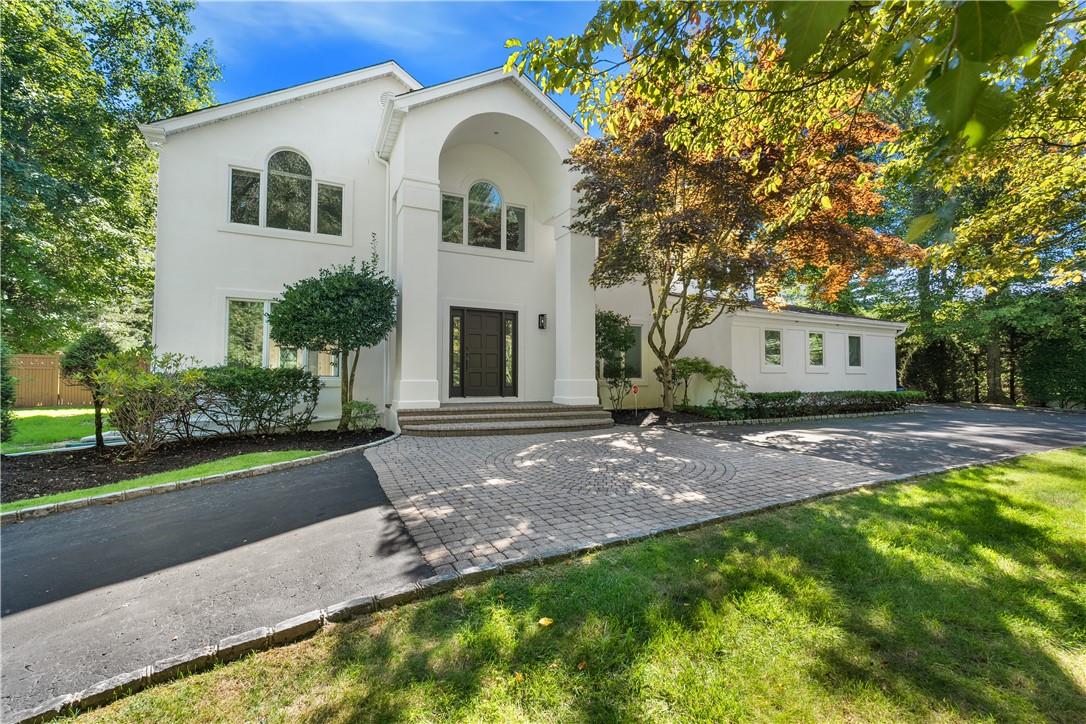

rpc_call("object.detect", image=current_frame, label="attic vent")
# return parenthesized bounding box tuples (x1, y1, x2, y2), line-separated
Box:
(379, 91, 394, 107)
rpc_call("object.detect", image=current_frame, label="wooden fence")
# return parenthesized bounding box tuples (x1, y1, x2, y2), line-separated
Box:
(11, 354, 95, 408)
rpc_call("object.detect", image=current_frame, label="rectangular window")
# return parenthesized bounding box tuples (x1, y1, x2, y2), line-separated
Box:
(227, 298, 337, 377)
(848, 335, 863, 367)
(764, 329, 782, 366)
(317, 184, 343, 236)
(625, 325, 642, 378)
(229, 169, 260, 225)
(227, 300, 265, 366)
(506, 206, 525, 252)
(808, 332, 824, 367)
(504, 316, 515, 388)
(266, 174, 311, 232)
(441, 194, 464, 244)
(450, 311, 463, 395)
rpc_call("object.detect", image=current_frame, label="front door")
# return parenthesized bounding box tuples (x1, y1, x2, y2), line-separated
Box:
(451, 308, 516, 397)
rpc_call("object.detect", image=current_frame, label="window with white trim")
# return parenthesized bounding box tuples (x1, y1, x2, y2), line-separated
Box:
(625, 325, 642, 378)
(441, 181, 526, 252)
(763, 329, 782, 366)
(808, 332, 825, 367)
(227, 150, 343, 236)
(848, 334, 863, 368)
(226, 299, 339, 378)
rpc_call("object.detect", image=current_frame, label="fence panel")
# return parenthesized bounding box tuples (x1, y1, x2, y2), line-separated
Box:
(12, 354, 94, 408)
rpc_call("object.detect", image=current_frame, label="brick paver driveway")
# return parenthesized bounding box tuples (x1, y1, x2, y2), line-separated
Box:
(368, 405, 1085, 574)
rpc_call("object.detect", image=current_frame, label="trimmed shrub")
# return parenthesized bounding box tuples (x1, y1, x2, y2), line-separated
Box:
(901, 338, 970, 402)
(1, 342, 15, 442)
(668, 356, 716, 406)
(344, 400, 381, 432)
(707, 364, 746, 407)
(61, 329, 120, 449)
(602, 357, 632, 410)
(196, 365, 321, 435)
(680, 390, 925, 420)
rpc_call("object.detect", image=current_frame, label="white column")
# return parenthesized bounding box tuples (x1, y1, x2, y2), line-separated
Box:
(553, 212, 599, 405)
(393, 178, 441, 409)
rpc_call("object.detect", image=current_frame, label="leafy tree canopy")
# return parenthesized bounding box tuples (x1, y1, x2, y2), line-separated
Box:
(1, 0, 219, 352)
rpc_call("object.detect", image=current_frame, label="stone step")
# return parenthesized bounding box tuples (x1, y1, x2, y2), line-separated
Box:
(398, 402, 602, 418)
(400, 417, 614, 437)
(400, 410, 612, 425)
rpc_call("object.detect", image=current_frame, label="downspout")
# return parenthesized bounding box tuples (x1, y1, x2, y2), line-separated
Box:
(373, 148, 392, 420)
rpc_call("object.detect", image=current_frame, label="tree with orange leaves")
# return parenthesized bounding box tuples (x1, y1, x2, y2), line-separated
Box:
(569, 81, 920, 411)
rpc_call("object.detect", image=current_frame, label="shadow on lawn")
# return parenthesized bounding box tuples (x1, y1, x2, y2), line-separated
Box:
(293, 452, 1085, 723)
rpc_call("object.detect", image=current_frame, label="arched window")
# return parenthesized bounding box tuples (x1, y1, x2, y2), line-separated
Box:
(467, 181, 502, 249)
(266, 150, 312, 232)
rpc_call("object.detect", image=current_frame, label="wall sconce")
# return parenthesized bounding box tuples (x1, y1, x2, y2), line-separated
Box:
(538, 314, 547, 330)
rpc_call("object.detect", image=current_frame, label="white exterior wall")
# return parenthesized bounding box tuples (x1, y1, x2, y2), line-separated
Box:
(596, 284, 903, 409)
(152, 76, 410, 422)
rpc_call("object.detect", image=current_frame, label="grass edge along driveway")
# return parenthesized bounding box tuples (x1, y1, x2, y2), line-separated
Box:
(78, 447, 1086, 723)
(0, 450, 325, 513)
(1, 407, 106, 453)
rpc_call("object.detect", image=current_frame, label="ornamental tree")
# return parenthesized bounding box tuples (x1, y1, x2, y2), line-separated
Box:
(570, 82, 917, 411)
(61, 328, 120, 449)
(268, 258, 396, 432)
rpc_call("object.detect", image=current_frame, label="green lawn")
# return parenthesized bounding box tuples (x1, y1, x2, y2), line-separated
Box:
(76, 447, 1086, 723)
(1, 450, 325, 513)
(1, 407, 108, 453)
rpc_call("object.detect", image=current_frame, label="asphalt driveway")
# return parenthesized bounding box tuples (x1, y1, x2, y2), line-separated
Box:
(679, 404, 1086, 474)
(0, 450, 430, 718)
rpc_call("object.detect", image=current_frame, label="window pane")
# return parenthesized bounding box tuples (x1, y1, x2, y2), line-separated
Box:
(269, 339, 302, 369)
(809, 333, 824, 366)
(764, 330, 782, 365)
(227, 300, 265, 366)
(625, 325, 642, 378)
(230, 169, 259, 225)
(267, 173, 311, 231)
(451, 314, 462, 389)
(442, 194, 463, 244)
(506, 205, 525, 252)
(504, 317, 515, 389)
(467, 182, 501, 249)
(849, 335, 862, 367)
(268, 150, 311, 176)
(317, 184, 342, 236)
(305, 349, 340, 378)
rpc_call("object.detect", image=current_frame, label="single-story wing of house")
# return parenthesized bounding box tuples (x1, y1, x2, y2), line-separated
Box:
(139, 61, 905, 434)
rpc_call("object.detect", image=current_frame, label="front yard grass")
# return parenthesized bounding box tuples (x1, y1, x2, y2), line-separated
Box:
(1, 407, 108, 453)
(0, 450, 324, 513)
(79, 447, 1085, 723)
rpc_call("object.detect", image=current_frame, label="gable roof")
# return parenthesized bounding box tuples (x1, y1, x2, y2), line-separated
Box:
(139, 61, 421, 147)
(374, 67, 585, 160)
(740, 301, 906, 331)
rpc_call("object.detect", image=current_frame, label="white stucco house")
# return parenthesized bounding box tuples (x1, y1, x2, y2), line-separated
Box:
(140, 61, 905, 434)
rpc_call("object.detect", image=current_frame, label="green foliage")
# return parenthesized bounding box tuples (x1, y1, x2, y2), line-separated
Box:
(706, 365, 747, 408)
(268, 257, 396, 431)
(902, 338, 971, 402)
(1, 0, 219, 352)
(61, 328, 120, 448)
(601, 357, 632, 411)
(660, 356, 715, 406)
(0, 343, 15, 442)
(684, 390, 925, 420)
(196, 365, 321, 436)
(594, 309, 636, 369)
(1002, 284, 1086, 407)
(97, 350, 202, 460)
(344, 400, 381, 433)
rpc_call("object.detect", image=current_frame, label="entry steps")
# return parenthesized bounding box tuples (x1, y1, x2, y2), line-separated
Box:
(398, 402, 614, 437)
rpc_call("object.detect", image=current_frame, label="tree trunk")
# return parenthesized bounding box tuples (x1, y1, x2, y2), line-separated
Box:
(986, 330, 1007, 403)
(338, 350, 350, 432)
(917, 265, 934, 327)
(659, 357, 675, 412)
(971, 352, 982, 403)
(93, 395, 104, 451)
(1007, 332, 1018, 403)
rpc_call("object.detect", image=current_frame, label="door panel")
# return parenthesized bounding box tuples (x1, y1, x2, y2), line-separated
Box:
(455, 308, 516, 397)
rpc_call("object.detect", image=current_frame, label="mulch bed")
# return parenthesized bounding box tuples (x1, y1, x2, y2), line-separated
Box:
(610, 408, 713, 427)
(0, 429, 391, 503)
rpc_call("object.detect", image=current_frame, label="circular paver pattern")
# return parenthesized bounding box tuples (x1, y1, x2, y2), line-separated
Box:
(487, 432, 736, 497)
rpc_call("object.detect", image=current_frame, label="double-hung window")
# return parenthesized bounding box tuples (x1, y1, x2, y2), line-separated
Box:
(847, 334, 863, 369)
(763, 329, 783, 367)
(808, 332, 825, 369)
(441, 181, 526, 253)
(226, 299, 339, 378)
(228, 150, 344, 237)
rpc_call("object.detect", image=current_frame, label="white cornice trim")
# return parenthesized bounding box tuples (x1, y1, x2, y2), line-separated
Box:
(140, 62, 421, 148)
(733, 306, 907, 331)
(375, 69, 585, 160)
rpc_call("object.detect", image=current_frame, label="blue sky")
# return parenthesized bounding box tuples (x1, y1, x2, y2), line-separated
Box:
(191, 1, 599, 115)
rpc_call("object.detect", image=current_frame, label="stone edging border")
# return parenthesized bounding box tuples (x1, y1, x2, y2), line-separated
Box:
(663, 407, 910, 429)
(10, 444, 1069, 724)
(0, 433, 401, 527)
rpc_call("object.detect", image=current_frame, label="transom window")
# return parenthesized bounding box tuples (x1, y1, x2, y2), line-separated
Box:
(229, 150, 343, 237)
(226, 299, 339, 378)
(441, 181, 526, 252)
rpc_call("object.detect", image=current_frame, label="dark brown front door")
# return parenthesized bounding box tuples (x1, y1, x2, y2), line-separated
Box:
(450, 308, 516, 397)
